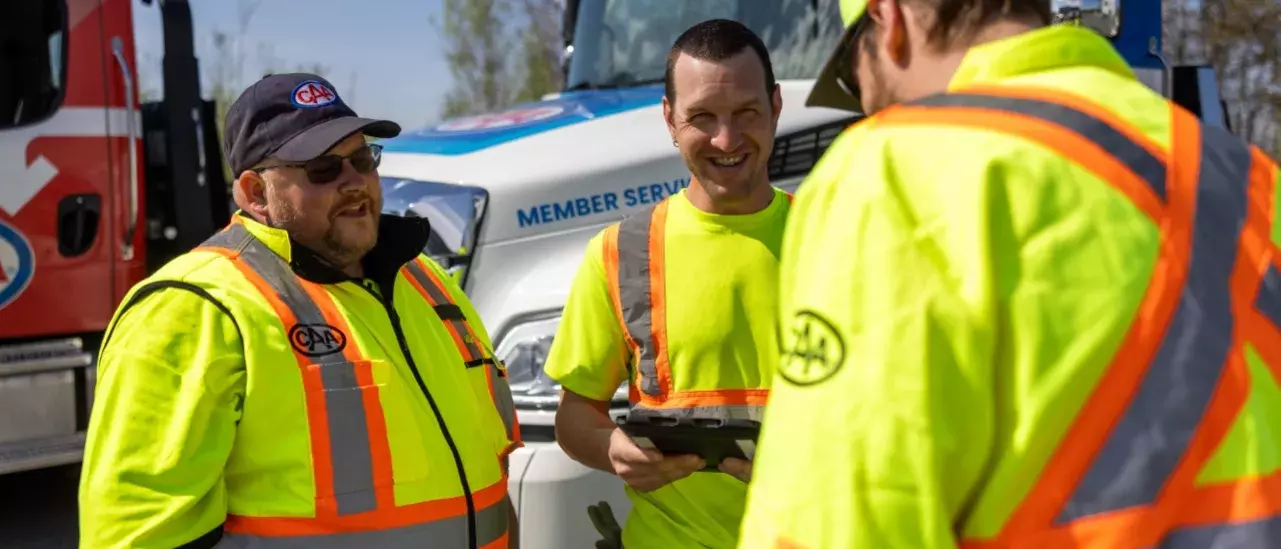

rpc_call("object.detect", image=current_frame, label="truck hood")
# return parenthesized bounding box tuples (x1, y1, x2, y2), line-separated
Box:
(377, 81, 853, 245)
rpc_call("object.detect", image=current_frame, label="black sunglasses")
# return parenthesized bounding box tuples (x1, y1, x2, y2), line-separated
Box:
(256, 143, 383, 184)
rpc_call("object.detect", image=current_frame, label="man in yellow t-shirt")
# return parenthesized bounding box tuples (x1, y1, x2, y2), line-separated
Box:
(542, 18, 791, 549)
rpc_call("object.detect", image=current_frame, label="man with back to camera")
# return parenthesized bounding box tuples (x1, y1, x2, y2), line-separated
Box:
(78, 73, 522, 549)
(738, 0, 1281, 546)
(542, 18, 792, 549)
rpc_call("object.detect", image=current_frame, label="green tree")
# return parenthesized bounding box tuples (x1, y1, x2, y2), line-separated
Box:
(1164, 0, 1281, 158)
(436, 0, 564, 119)
(511, 0, 564, 104)
(436, 0, 518, 118)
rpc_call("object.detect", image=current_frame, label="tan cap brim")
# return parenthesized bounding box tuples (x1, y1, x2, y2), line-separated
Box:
(806, 7, 868, 113)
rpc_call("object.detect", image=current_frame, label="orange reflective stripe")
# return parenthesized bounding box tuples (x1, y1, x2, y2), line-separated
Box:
(635, 388, 769, 409)
(972, 102, 1198, 547)
(1247, 149, 1281, 379)
(400, 258, 522, 450)
(1250, 260, 1281, 380)
(957, 84, 1167, 163)
(876, 96, 1165, 221)
(296, 278, 396, 512)
(402, 259, 482, 363)
(200, 244, 339, 519)
(1176, 469, 1281, 527)
(607, 199, 770, 421)
(479, 532, 510, 549)
(775, 536, 806, 549)
(875, 89, 1279, 547)
(199, 225, 407, 521)
(613, 200, 675, 400)
(224, 474, 510, 536)
(602, 223, 644, 404)
(647, 200, 674, 398)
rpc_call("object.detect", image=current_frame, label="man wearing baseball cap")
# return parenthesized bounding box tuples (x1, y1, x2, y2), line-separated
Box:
(740, 0, 1281, 547)
(79, 73, 522, 549)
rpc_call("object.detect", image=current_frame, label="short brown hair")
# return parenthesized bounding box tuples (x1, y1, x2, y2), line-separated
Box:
(664, 19, 777, 104)
(886, 0, 1052, 50)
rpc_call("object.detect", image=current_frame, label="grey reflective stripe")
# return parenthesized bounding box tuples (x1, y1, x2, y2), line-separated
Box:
(402, 260, 517, 441)
(910, 93, 1167, 201)
(615, 206, 663, 397)
(200, 223, 378, 516)
(1056, 124, 1251, 521)
(216, 495, 511, 549)
(632, 404, 764, 422)
(489, 363, 518, 441)
(1158, 513, 1281, 548)
(402, 261, 487, 362)
(1255, 263, 1281, 328)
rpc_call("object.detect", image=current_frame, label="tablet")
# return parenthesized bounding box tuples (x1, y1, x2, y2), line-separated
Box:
(614, 413, 760, 470)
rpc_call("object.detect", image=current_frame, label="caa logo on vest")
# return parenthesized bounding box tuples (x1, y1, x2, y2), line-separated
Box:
(290, 323, 348, 357)
(779, 310, 846, 386)
(0, 219, 35, 311)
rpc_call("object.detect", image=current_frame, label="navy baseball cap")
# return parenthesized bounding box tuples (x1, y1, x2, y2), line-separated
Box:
(223, 73, 401, 175)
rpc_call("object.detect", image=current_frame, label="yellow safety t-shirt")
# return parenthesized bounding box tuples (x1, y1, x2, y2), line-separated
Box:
(739, 25, 1281, 549)
(546, 187, 790, 549)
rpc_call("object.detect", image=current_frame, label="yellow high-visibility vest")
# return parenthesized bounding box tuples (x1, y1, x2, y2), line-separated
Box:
(80, 213, 520, 549)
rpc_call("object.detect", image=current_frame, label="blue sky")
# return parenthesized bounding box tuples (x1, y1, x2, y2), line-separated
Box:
(131, 0, 455, 129)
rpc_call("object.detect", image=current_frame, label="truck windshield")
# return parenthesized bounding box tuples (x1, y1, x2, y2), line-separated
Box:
(380, 178, 487, 276)
(566, 0, 844, 90)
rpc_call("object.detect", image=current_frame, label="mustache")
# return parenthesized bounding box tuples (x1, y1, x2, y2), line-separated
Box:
(330, 194, 374, 216)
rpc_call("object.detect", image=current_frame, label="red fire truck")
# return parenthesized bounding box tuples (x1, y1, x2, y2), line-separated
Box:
(0, 0, 228, 475)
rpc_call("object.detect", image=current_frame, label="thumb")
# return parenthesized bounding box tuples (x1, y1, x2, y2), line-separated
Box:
(612, 431, 664, 463)
(718, 457, 750, 476)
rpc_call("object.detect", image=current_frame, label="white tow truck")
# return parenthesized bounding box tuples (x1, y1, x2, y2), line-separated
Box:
(373, 0, 1231, 546)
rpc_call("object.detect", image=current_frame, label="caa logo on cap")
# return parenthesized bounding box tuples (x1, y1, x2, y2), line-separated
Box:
(0, 219, 35, 311)
(292, 80, 340, 109)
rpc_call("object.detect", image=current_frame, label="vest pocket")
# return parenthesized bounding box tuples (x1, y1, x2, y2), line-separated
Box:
(302, 358, 396, 515)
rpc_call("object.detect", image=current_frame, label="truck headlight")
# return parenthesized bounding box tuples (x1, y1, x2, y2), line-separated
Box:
(495, 313, 629, 410)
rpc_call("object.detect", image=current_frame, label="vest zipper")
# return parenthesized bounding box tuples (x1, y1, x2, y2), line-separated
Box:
(360, 283, 478, 549)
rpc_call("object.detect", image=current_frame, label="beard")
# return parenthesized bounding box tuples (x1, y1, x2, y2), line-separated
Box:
(267, 192, 379, 270)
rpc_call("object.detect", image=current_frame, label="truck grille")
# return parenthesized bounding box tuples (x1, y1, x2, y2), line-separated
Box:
(0, 338, 93, 377)
(768, 116, 864, 182)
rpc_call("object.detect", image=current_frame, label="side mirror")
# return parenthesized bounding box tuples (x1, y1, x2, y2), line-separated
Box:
(1051, 0, 1121, 38)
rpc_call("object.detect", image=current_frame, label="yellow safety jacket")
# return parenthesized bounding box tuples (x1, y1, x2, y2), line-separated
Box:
(740, 25, 1281, 549)
(79, 212, 520, 549)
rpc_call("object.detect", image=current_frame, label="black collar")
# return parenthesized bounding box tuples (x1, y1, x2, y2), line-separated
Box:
(238, 211, 430, 289)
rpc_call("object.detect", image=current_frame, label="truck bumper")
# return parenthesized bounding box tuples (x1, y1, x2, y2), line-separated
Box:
(507, 437, 631, 548)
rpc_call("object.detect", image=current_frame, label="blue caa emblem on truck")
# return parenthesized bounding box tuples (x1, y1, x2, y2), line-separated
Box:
(0, 218, 35, 311)
(381, 87, 664, 156)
